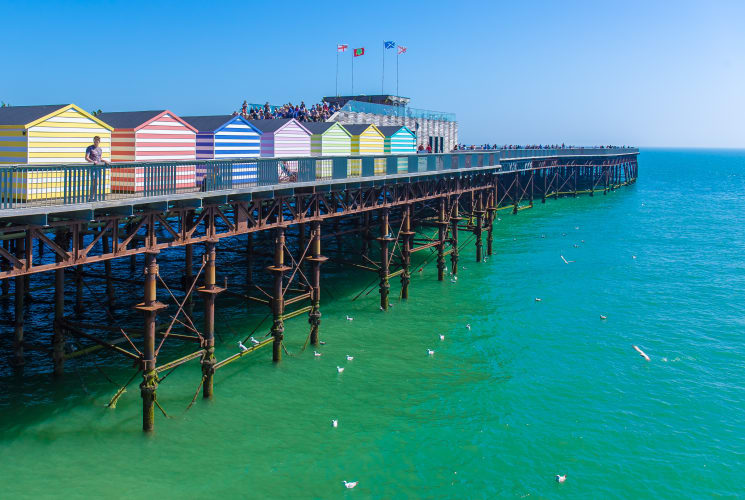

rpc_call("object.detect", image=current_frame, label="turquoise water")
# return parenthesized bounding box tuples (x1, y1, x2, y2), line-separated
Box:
(1, 149, 744, 498)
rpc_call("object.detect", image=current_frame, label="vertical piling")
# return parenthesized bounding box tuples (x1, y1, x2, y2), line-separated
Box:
(270, 227, 286, 362)
(308, 221, 326, 345)
(437, 197, 447, 281)
(13, 236, 26, 368)
(198, 240, 220, 398)
(184, 243, 193, 316)
(474, 192, 484, 262)
(138, 252, 162, 432)
(378, 208, 390, 310)
(1, 240, 9, 296)
(400, 204, 413, 299)
(101, 230, 114, 309)
(52, 231, 66, 376)
(450, 199, 460, 276)
(75, 231, 83, 316)
(513, 171, 520, 214)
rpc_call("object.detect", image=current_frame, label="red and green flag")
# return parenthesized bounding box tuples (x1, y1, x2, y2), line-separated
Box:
(354, 47, 365, 57)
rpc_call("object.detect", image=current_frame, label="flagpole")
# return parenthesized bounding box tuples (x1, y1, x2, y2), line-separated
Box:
(396, 52, 399, 97)
(336, 48, 339, 97)
(382, 41, 385, 94)
(351, 54, 354, 96)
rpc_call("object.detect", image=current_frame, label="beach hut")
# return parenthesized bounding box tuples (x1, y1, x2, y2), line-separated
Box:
(0, 104, 113, 200)
(248, 118, 311, 158)
(379, 125, 417, 173)
(182, 114, 262, 186)
(344, 124, 385, 176)
(305, 122, 352, 179)
(96, 110, 197, 193)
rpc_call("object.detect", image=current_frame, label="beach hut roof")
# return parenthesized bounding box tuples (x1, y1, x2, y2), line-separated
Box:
(248, 118, 310, 135)
(377, 125, 414, 137)
(343, 124, 381, 136)
(181, 114, 260, 134)
(0, 104, 113, 130)
(303, 121, 351, 137)
(96, 110, 197, 132)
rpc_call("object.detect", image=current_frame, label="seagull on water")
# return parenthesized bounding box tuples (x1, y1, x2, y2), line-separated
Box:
(633, 345, 650, 362)
(238, 341, 248, 352)
(555, 474, 567, 483)
(320, 341, 327, 345)
(439, 335, 445, 341)
(535, 298, 542, 302)
(314, 351, 322, 357)
(250, 336, 260, 345)
(632, 255, 637, 259)
(385, 232, 393, 238)
(343, 481, 358, 489)
(600, 314, 607, 320)
(346, 315, 354, 321)
(560, 255, 575, 264)
(332, 419, 338, 428)
(450, 278, 457, 283)
(574, 226, 579, 230)
(337, 366, 345, 373)
(346, 355, 354, 361)
(573, 244, 579, 248)
(427, 349, 435, 356)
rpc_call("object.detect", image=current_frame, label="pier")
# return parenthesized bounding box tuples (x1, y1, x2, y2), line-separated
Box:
(0, 148, 638, 431)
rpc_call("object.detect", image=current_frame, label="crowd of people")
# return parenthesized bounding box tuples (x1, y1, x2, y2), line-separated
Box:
(233, 100, 342, 122)
(452, 143, 630, 151)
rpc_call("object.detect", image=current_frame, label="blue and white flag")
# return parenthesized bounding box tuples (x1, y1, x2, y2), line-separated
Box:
(384, 41, 396, 49)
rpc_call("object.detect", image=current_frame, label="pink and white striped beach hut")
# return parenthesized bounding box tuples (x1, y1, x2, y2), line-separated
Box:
(248, 118, 311, 157)
(96, 110, 197, 192)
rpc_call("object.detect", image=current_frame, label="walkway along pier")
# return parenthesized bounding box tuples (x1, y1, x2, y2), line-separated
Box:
(0, 148, 638, 431)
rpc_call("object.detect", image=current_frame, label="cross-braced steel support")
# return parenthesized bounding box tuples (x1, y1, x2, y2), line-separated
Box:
(378, 208, 391, 310)
(137, 252, 165, 432)
(198, 240, 222, 398)
(308, 221, 326, 345)
(400, 204, 413, 299)
(270, 227, 287, 362)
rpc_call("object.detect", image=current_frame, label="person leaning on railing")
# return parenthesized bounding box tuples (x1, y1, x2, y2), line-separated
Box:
(85, 135, 109, 202)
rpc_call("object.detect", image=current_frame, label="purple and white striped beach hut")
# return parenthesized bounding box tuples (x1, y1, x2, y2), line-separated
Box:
(248, 118, 312, 158)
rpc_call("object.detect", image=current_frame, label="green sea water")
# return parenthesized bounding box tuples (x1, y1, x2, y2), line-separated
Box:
(1, 149, 744, 499)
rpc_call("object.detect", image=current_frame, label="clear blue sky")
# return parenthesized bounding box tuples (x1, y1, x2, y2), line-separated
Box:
(3, 0, 743, 147)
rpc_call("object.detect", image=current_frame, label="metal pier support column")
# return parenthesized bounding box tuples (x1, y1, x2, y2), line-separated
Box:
(486, 186, 496, 257)
(450, 200, 460, 277)
(308, 221, 326, 345)
(184, 243, 194, 316)
(474, 193, 484, 262)
(1, 240, 9, 296)
(13, 236, 26, 368)
(75, 231, 83, 316)
(138, 252, 165, 432)
(378, 208, 391, 310)
(436, 197, 447, 281)
(246, 233, 254, 287)
(101, 230, 114, 309)
(270, 227, 288, 362)
(361, 213, 371, 256)
(513, 171, 520, 214)
(400, 204, 413, 299)
(198, 240, 222, 398)
(52, 231, 66, 376)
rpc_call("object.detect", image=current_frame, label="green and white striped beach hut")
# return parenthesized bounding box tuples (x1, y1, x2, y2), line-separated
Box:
(305, 122, 352, 156)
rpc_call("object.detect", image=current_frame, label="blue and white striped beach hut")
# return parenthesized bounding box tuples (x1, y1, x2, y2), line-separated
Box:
(182, 114, 262, 186)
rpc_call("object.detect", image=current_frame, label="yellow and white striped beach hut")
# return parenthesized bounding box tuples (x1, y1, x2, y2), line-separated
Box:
(344, 124, 385, 176)
(0, 104, 113, 200)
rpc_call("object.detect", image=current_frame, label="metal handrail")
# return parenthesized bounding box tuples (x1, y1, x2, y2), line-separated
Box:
(0, 149, 638, 211)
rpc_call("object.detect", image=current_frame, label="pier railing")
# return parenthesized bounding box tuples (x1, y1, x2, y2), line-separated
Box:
(0, 149, 637, 211)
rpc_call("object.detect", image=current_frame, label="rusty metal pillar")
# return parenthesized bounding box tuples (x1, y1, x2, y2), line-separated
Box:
(101, 229, 114, 309)
(198, 240, 222, 398)
(450, 199, 460, 277)
(138, 252, 164, 432)
(52, 231, 67, 376)
(513, 171, 520, 214)
(13, 236, 26, 368)
(270, 227, 287, 362)
(529, 171, 534, 207)
(308, 221, 326, 345)
(184, 243, 194, 316)
(400, 204, 413, 299)
(474, 192, 484, 262)
(378, 208, 391, 310)
(436, 197, 447, 281)
(573, 166, 578, 197)
(1, 240, 9, 296)
(75, 230, 83, 316)
(486, 184, 495, 257)
(361, 212, 371, 256)
(604, 162, 610, 194)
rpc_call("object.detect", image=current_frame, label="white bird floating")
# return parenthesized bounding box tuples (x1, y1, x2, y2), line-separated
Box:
(332, 419, 338, 428)
(466, 323, 471, 330)
(535, 298, 542, 302)
(320, 341, 327, 345)
(573, 244, 579, 248)
(633, 345, 650, 362)
(556, 474, 567, 483)
(600, 314, 607, 320)
(632, 255, 637, 259)
(238, 341, 248, 352)
(427, 349, 435, 356)
(450, 278, 457, 284)
(385, 232, 393, 238)
(346, 315, 354, 321)
(337, 366, 345, 373)
(574, 226, 579, 230)
(343, 481, 358, 489)
(346, 355, 354, 361)
(250, 336, 260, 345)
(439, 335, 445, 341)
(314, 351, 322, 357)
(560, 255, 575, 264)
